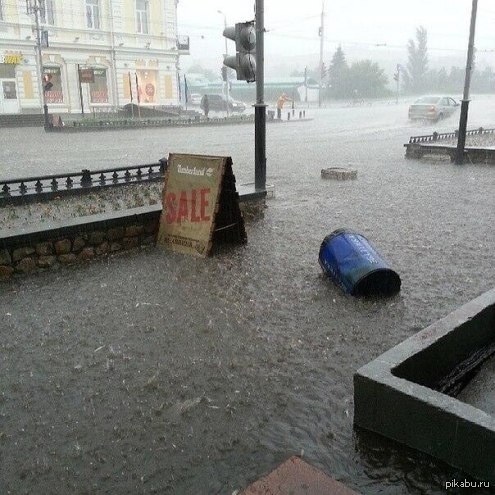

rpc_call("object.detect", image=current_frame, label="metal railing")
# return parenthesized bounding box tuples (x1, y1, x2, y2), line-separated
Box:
(66, 114, 253, 129)
(408, 127, 495, 144)
(0, 161, 167, 206)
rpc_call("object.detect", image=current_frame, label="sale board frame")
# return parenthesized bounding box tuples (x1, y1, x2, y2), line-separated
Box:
(157, 153, 246, 257)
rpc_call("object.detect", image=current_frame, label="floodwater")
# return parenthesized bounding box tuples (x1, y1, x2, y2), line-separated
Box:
(0, 97, 494, 494)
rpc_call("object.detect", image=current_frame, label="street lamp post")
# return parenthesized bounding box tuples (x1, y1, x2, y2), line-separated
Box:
(27, 0, 50, 128)
(217, 10, 230, 116)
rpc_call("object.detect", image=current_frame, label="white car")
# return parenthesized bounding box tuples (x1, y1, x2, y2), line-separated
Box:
(408, 95, 460, 122)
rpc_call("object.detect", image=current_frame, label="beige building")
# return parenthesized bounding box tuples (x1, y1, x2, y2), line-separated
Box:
(0, 0, 189, 114)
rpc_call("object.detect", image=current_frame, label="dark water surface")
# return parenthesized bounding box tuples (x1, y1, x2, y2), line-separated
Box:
(1, 98, 494, 494)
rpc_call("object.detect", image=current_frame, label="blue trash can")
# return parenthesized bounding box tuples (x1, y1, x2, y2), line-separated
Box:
(319, 229, 401, 296)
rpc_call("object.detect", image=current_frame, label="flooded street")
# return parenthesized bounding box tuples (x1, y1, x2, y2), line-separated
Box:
(1, 97, 494, 494)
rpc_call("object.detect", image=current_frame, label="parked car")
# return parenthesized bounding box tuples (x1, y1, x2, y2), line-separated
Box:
(200, 94, 246, 113)
(189, 93, 202, 105)
(408, 95, 460, 122)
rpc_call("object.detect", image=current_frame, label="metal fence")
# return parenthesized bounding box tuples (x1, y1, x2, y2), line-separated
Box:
(0, 161, 167, 206)
(52, 113, 254, 130)
(408, 127, 495, 144)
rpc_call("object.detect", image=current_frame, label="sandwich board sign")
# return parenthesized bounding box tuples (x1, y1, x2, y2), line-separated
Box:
(157, 153, 246, 257)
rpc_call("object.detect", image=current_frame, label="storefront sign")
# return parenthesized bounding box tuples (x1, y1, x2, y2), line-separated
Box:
(79, 68, 95, 83)
(136, 69, 157, 103)
(157, 154, 246, 257)
(3, 54, 23, 65)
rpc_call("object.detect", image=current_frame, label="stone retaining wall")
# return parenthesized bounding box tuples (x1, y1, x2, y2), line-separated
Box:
(0, 206, 160, 281)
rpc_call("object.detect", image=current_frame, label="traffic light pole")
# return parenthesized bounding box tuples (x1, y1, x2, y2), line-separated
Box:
(455, 0, 478, 165)
(254, 0, 266, 191)
(218, 10, 230, 117)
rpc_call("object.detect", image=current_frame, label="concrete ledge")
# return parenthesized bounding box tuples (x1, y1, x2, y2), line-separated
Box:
(354, 288, 495, 483)
(0, 187, 266, 248)
(0, 205, 161, 251)
(0, 189, 268, 280)
(404, 142, 495, 163)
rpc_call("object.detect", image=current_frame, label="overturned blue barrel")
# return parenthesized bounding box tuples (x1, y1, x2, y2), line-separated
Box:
(319, 229, 401, 296)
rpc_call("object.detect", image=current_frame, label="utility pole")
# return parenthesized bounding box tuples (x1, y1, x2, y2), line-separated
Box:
(254, 0, 266, 191)
(304, 66, 308, 105)
(27, 0, 49, 128)
(455, 0, 478, 165)
(394, 64, 401, 104)
(318, 0, 325, 108)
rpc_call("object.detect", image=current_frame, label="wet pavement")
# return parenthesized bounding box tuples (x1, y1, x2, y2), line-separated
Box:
(0, 96, 494, 494)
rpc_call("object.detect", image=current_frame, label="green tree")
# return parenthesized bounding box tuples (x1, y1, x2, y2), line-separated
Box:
(478, 66, 495, 92)
(346, 60, 389, 98)
(447, 66, 465, 92)
(405, 26, 429, 94)
(436, 67, 449, 92)
(328, 46, 348, 98)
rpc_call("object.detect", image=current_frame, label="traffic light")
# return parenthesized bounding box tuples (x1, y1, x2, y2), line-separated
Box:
(222, 21, 256, 82)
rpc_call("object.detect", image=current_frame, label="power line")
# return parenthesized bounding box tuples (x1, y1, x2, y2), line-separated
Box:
(2, 1, 494, 56)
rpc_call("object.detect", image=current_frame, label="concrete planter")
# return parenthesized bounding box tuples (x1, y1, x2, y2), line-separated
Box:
(321, 167, 357, 180)
(354, 288, 495, 483)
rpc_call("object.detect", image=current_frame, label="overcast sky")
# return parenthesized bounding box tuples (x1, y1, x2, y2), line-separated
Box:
(177, 0, 495, 74)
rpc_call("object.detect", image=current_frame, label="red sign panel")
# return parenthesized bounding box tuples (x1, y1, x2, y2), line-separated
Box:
(79, 68, 95, 83)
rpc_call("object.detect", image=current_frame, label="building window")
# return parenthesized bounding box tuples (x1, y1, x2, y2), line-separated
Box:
(43, 67, 63, 103)
(86, 0, 100, 29)
(2, 81, 17, 100)
(40, 0, 55, 25)
(90, 69, 109, 103)
(136, 0, 149, 34)
(0, 64, 16, 78)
